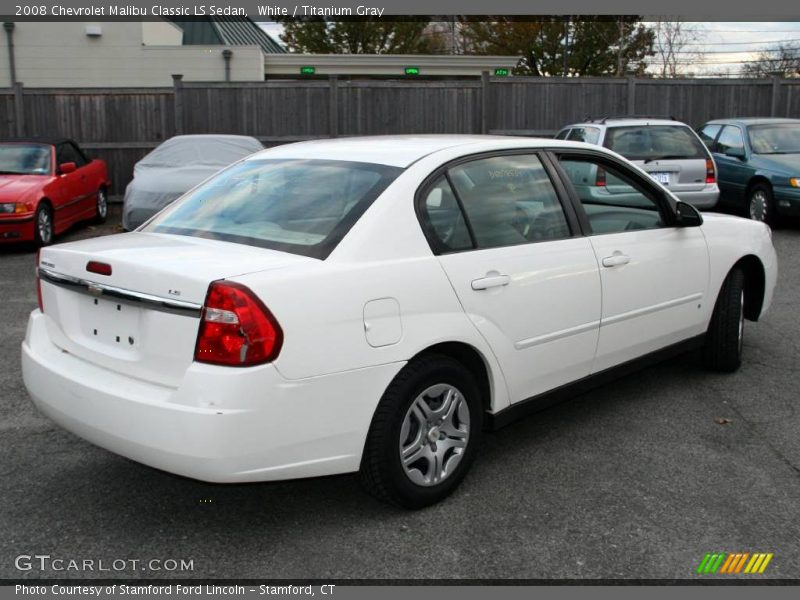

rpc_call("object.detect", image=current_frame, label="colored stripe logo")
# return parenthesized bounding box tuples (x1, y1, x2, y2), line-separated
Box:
(697, 552, 773, 574)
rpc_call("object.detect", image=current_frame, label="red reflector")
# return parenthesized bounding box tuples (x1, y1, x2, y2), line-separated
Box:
(194, 281, 282, 367)
(36, 250, 43, 312)
(595, 167, 606, 187)
(86, 261, 112, 276)
(705, 158, 716, 184)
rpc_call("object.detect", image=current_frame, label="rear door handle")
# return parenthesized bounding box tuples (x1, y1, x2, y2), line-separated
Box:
(471, 273, 510, 290)
(602, 253, 631, 268)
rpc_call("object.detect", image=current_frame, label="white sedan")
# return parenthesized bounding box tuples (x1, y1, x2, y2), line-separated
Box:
(22, 136, 777, 508)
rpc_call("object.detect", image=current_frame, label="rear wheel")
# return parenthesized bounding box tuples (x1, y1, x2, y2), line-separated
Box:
(703, 268, 745, 372)
(94, 187, 108, 224)
(34, 203, 54, 247)
(747, 183, 775, 226)
(360, 355, 482, 509)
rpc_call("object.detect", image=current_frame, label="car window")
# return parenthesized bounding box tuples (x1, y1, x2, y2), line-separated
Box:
(56, 143, 85, 168)
(716, 126, 745, 154)
(603, 125, 708, 161)
(566, 127, 601, 144)
(554, 129, 570, 140)
(145, 158, 401, 259)
(748, 124, 800, 155)
(0, 143, 51, 175)
(446, 154, 571, 249)
(558, 155, 666, 235)
(419, 177, 473, 252)
(698, 124, 722, 150)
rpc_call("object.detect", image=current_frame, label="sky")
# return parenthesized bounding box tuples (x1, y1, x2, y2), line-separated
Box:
(258, 20, 800, 76)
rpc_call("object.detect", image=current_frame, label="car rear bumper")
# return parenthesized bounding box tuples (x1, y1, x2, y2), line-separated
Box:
(673, 187, 719, 210)
(22, 310, 403, 483)
(0, 215, 35, 243)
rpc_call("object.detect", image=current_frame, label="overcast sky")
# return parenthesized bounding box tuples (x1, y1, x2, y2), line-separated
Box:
(258, 20, 800, 76)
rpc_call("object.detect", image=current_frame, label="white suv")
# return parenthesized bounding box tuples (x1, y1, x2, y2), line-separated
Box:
(555, 116, 719, 209)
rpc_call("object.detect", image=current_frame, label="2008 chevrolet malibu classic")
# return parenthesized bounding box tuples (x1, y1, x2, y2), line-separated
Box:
(22, 136, 777, 508)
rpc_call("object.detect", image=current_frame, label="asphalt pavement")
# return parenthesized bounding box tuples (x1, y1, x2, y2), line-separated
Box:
(1, 204, 799, 581)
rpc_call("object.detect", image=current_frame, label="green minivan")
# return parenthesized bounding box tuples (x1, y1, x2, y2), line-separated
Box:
(697, 118, 800, 225)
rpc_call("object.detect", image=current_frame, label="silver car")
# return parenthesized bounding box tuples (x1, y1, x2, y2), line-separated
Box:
(555, 117, 719, 209)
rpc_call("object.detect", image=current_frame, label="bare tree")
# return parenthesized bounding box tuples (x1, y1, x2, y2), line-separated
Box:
(742, 43, 800, 77)
(651, 20, 703, 78)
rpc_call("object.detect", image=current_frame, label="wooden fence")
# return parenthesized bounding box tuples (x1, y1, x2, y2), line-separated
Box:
(2, 74, 799, 195)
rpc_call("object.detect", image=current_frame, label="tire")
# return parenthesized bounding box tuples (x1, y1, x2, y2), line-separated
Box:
(94, 187, 108, 224)
(747, 182, 775, 227)
(360, 354, 483, 509)
(703, 268, 745, 372)
(33, 203, 54, 247)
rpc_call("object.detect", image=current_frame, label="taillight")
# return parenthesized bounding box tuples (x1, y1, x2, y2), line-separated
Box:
(35, 250, 43, 312)
(194, 281, 282, 367)
(595, 167, 606, 187)
(705, 158, 716, 184)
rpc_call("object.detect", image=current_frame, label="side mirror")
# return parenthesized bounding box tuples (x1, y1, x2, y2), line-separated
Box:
(724, 146, 746, 160)
(58, 162, 77, 174)
(675, 201, 703, 227)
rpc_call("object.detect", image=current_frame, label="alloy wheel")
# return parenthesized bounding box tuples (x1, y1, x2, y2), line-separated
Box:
(37, 207, 52, 244)
(749, 190, 768, 222)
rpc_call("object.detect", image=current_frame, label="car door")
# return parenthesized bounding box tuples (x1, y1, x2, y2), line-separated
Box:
(711, 125, 755, 206)
(554, 151, 710, 373)
(54, 142, 91, 224)
(418, 152, 602, 403)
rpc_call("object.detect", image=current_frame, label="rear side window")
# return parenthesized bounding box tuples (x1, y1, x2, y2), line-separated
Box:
(604, 125, 708, 161)
(698, 124, 722, 150)
(566, 127, 601, 144)
(419, 177, 473, 253)
(554, 129, 570, 140)
(716, 126, 745, 154)
(145, 159, 401, 259)
(447, 154, 571, 248)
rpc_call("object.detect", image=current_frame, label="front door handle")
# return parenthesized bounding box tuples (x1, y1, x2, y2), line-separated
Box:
(602, 253, 631, 268)
(471, 273, 510, 290)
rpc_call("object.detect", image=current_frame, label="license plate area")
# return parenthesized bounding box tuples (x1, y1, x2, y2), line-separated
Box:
(649, 172, 670, 184)
(80, 295, 142, 349)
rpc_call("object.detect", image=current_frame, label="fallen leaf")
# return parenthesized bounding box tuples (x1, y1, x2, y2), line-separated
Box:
(715, 417, 732, 425)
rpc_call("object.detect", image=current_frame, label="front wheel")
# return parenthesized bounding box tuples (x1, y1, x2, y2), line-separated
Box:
(703, 268, 745, 372)
(360, 355, 482, 509)
(747, 183, 775, 226)
(34, 203, 54, 247)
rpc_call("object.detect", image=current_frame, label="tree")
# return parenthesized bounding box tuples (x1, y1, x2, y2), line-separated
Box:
(742, 43, 800, 78)
(650, 20, 703, 78)
(460, 17, 654, 77)
(279, 18, 445, 54)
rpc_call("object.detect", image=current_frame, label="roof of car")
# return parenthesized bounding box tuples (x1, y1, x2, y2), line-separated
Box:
(246, 135, 566, 168)
(564, 117, 688, 129)
(705, 117, 800, 127)
(0, 137, 74, 146)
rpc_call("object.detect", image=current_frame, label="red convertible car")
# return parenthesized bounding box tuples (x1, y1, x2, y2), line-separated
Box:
(0, 138, 111, 246)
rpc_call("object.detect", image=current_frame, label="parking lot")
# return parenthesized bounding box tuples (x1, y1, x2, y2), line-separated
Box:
(1, 204, 799, 581)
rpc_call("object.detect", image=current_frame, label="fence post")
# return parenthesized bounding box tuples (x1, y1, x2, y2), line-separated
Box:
(770, 76, 782, 117)
(481, 70, 490, 134)
(172, 74, 184, 135)
(13, 81, 24, 137)
(627, 76, 636, 115)
(329, 75, 338, 138)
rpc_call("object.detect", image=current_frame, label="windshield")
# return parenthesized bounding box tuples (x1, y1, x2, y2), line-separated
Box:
(140, 137, 263, 168)
(604, 125, 708, 161)
(144, 159, 402, 259)
(748, 124, 800, 155)
(0, 144, 51, 175)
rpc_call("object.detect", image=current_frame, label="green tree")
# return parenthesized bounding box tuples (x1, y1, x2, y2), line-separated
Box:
(461, 17, 655, 76)
(279, 18, 444, 54)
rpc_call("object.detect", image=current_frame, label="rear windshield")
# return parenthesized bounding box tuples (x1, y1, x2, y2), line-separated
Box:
(144, 158, 402, 259)
(748, 124, 800, 155)
(604, 125, 708, 161)
(0, 143, 51, 175)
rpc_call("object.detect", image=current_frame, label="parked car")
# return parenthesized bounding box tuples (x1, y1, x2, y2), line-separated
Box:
(122, 134, 263, 230)
(23, 136, 776, 508)
(0, 138, 110, 246)
(555, 117, 719, 209)
(697, 118, 800, 225)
